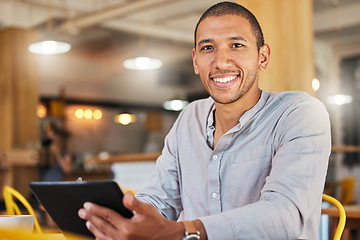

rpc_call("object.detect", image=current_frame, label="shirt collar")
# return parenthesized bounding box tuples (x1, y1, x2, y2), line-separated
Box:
(207, 103, 216, 128)
(206, 90, 270, 129)
(239, 90, 270, 126)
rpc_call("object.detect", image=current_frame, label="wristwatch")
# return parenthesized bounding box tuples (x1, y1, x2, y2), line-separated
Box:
(181, 221, 200, 240)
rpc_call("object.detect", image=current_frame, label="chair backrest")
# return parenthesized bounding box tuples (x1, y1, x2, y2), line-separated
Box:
(326, 176, 356, 205)
(322, 193, 346, 240)
(2, 186, 42, 234)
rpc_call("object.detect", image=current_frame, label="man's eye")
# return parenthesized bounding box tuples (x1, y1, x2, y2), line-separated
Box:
(201, 45, 213, 51)
(232, 43, 243, 48)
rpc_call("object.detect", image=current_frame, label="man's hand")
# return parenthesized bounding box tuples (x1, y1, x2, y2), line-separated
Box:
(78, 192, 184, 240)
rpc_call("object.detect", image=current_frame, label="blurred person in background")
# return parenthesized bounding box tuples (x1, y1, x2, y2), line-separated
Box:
(31, 121, 73, 228)
(39, 121, 72, 181)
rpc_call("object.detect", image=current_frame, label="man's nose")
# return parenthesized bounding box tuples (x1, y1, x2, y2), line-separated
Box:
(213, 48, 232, 69)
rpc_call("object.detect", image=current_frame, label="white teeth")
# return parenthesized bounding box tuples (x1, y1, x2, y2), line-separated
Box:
(213, 75, 237, 83)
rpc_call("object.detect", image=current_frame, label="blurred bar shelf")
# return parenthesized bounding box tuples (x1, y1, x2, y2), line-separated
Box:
(331, 145, 360, 153)
(84, 152, 161, 163)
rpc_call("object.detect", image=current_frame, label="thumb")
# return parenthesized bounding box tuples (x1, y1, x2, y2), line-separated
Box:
(123, 192, 146, 213)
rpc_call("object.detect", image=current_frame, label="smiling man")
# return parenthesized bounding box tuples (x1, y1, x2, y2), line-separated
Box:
(79, 2, 331, 240)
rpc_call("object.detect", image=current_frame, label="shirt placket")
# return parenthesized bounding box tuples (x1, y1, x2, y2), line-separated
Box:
(207, 132, 233, 215)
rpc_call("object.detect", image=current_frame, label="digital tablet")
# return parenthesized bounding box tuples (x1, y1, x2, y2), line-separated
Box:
(30, 180, 133, 237)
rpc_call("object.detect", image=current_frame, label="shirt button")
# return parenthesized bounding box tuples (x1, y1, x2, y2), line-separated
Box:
(212, 155, 218, 160)
(212, 192, 217, 198)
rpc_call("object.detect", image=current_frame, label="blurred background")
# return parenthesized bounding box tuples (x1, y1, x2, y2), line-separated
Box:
(0, 1, 360, 232)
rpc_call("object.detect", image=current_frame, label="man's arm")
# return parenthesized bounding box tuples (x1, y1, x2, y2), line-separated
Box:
(78, 192, 208, 240)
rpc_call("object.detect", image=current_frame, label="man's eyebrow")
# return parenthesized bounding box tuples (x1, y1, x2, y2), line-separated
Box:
(197, 36, 247, 47)
(229, 36, 247, 42)
(197, 39, 212, 47)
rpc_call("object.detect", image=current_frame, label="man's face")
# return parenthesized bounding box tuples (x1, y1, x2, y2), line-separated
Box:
(192, 14, 268, 104)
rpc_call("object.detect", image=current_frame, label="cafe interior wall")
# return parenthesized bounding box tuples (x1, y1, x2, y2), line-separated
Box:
(36, 40, 202, 162)
(314, 35, 360, 202)
(33, 27, 205, 163)
(62, 105, 177, 158)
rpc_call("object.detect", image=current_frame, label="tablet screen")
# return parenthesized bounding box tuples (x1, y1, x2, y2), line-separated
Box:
(30, 180, 133, 237)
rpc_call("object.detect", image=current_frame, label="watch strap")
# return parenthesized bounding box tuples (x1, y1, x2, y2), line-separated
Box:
(181, 220, 199, 235)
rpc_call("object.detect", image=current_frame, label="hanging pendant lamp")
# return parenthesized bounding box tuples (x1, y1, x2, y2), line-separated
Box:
(28, 0, 71, 55)
(122, 0, 162, 71)
(29, 35, 71, 55)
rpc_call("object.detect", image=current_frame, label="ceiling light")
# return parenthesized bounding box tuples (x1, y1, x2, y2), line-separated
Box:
(75, 109, 84, 119)
(29, 39, 71, 55)
(28, 0, 71, 55)
(312, 78, 320, 92)
(93, 110, 103, 120)
(123, 56, 162, 71)
(37, 104, 47, 118)
(114, 113, 137, 125)
(327, 94, 353, 105)
(74, 108, 102, 120)
(163, 99, 189, 111)
(123, 1, 162, 71)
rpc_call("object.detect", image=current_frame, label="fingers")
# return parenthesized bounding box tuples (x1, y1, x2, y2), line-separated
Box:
(123, 192, 148, 214)
(78, 197, 177, 240)
(79, 202, 123, 227)
(86, 202, 120, 223)
(85, 220, 114, 240)
(78, 202, 126, 239)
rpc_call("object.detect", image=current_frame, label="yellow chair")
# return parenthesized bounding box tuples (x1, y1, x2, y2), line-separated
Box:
(326, 176, 356, 205)
(322, 193, 346, 240)
(119, 185, 137, 195)
(3, 186, 43, 234)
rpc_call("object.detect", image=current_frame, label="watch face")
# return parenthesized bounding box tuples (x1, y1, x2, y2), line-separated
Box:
(184, 234, 201, 240)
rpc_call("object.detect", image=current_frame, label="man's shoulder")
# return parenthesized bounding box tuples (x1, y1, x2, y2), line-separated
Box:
(170, 97, 214, 132)
(266, 91, 328, 120)
(270, 90, 310, 99)
(183, 97, 214, 112)
(269, 91, 323, 106)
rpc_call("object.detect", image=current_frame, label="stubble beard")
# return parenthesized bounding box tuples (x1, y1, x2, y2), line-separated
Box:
(210, 71, 258, 105)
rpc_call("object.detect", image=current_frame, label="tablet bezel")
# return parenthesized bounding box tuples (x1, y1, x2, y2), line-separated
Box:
(30, 180, 133, 237)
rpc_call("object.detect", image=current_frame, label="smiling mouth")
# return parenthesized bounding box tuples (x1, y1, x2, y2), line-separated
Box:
(212, 75, 238, 83)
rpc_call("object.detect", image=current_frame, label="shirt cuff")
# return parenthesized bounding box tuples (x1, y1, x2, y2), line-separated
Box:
(199, 214, 234, 240)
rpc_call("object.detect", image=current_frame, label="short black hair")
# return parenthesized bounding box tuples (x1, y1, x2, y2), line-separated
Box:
(194, 1, 264, 50)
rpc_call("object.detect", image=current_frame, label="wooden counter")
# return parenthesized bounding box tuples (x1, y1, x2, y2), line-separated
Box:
(0, 149, 40, 200)
(65, 170, 112, 182)
(322, 204, 360, 239)
(84, 152, 161, 163)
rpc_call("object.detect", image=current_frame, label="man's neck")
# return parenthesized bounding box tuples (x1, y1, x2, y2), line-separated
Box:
(213, 88, 261, 147)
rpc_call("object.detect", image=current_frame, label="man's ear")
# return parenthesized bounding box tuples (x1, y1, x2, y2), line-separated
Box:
(259, 43, 270, 71)
(192, 48, 199, 75)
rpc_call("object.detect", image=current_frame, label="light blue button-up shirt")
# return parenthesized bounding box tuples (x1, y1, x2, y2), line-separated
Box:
(136, 90, 331, 240)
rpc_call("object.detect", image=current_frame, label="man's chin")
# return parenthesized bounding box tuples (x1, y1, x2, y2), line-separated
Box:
(212, 96, 241, 105)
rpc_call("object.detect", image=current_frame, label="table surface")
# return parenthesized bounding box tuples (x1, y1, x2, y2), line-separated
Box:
(322, 204, 360, 218)
(36, 233, 66, 240)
